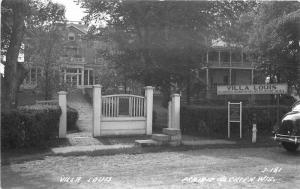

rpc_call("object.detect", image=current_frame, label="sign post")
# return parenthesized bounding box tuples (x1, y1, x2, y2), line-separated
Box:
(228, 102, 242, 139)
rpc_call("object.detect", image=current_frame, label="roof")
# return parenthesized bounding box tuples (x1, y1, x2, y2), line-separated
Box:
(211, 38, 243, 49)
(67, 23, 88, 34)
(277, 9, 300, 38)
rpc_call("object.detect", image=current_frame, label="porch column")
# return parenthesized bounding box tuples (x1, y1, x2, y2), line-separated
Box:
(77, 68, 79, 86)
(251, 69, 254, 84)
(206, 68, 209, 91)
(29, 68, 32, 84)
(81, 68, 84, 86)
(93, 70, 95, 85)
(93, 85, 102, 137)
(206, 51, 209, 63)
(241, 49, 244, 65)
(64, 69, 66, 83)
(229, 69, 232, 85)
(171, 94, 180, 130)
(218, 51, 221, 66)
(168, 101, 172, 128)
(35, 67, 37, 85)
(145, 86, 154, 135)
(58, 91, 67, 138)
(87, 70, 90, 85)
(229, 49, 232, 66)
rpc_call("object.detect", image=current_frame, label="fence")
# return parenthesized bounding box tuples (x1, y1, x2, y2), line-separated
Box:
(92, 85, 154, 136)
(101, 94, 145, 117)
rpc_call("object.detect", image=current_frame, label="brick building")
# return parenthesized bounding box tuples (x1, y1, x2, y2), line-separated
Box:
(22, 21, 116, 90)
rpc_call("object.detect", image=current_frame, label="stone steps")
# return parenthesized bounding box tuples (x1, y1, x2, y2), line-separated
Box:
(67, 89, 93, 132)
(152, 134, 169, 142)
(135, 139, 161, 147)
(135, 128, 182, 147)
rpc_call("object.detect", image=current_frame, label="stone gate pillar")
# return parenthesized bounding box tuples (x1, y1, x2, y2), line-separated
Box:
(171, 94, 180, 130)
(168, 101, 172, 128)
(93, 85, 102, 137)
(145, 86, 154, 135)
(58, 91, 67, 138)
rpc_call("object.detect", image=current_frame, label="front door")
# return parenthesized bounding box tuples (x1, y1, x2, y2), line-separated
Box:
(66, 73, 80, 87)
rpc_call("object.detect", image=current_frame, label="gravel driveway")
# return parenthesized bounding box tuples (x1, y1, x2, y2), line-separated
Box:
(1, 147, 300, 189)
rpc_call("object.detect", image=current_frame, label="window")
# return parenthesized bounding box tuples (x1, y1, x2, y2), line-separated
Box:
(220, 51, 230, 62)
(68, 32, 75, 41)
(31, 68, 36, 83)
(88, 40, 93, 48)
(231, 51, 242, 62)
(223, 75, 229, 84)
(96, 57, 104, 63)
(84, 70, 89, 85)
(67, 68, 78, 73)
(208, 51, 218, 62)
(89, 70, 94, 85)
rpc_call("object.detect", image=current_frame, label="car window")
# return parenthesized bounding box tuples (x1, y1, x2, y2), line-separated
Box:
(292, 104, 300, 111)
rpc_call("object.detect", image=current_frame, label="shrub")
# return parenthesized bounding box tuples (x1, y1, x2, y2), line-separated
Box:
(67, 106, 79, 131)
(1, 104, 61, 149)
(181, 105, 290, 138)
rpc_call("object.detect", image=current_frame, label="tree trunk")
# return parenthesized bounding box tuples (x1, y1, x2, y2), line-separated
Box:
(3, 2, 26, 110)
(186, 76, 191, 105)
(44, 41, 53, 100)
(45, 67, 50, 100)
(124, 78, 127, 93)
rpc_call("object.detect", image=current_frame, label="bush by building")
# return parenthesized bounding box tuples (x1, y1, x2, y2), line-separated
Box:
(181, 105, 290, 138)
(1, 104, 79, 149)
(1, 105, 61, 149)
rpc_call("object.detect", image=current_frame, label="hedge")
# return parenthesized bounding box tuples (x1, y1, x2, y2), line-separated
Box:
(1, 104, 79, 149)
(181, 105, 290, 138)
(1, 104, 61, 149)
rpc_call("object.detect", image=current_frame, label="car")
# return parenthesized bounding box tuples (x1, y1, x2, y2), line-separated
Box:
(274, 100, 300, 152)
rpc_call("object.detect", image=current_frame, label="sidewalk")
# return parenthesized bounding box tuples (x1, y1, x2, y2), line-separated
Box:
(1, 134, 279, 165)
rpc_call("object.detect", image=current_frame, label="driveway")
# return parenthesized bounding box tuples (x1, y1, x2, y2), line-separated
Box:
(1, 147, 300, 188)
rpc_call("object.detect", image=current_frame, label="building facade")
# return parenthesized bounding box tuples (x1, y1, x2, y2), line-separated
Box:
(203, 46, 257, 99)
(22, 22, 113, 90)
(185, 42, 268, 104)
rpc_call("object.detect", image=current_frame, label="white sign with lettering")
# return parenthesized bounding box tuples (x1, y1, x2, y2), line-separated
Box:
(217, 83, 288, 95)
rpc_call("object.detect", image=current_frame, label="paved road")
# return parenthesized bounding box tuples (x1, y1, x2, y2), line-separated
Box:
(1, 147, 300, 189)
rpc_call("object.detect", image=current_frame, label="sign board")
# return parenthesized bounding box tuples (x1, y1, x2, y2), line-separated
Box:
(230, 103, 240, 122)
(228, 102, 242, 139)
(217, 83, 288, 95)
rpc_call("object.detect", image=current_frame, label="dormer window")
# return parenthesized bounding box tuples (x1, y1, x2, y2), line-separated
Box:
(68, 32, 75, 41)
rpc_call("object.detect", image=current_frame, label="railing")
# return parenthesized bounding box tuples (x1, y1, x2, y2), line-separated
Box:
(36, 100, 58, 105)
(71, 57, 85, 63)
(102, 94, 145, 117)
(59, 57, 85, 63)
(60, 57, 69, 61)
(207, 61, 255, 68)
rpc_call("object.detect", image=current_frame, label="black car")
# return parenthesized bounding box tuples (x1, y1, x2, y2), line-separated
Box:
(274, 100, 300, 152)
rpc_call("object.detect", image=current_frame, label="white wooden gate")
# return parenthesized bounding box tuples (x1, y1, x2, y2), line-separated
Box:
(92, 85, 154, 136)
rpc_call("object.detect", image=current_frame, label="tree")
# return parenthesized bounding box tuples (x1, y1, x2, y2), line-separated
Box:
(80, 1, 258, 104)
(25, 1, 65, 100)
(276, 9, 300, 94)
(81, 1, 213, 102)
(246, 1, 300, 88)
(1, 0, 65, 109)
(1, 0, 30, 110)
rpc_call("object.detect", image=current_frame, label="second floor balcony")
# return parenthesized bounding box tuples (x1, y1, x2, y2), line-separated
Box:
(206, 60, 256, 69)
(204, 48, 257, 69)
(59, 56, 85, 64)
